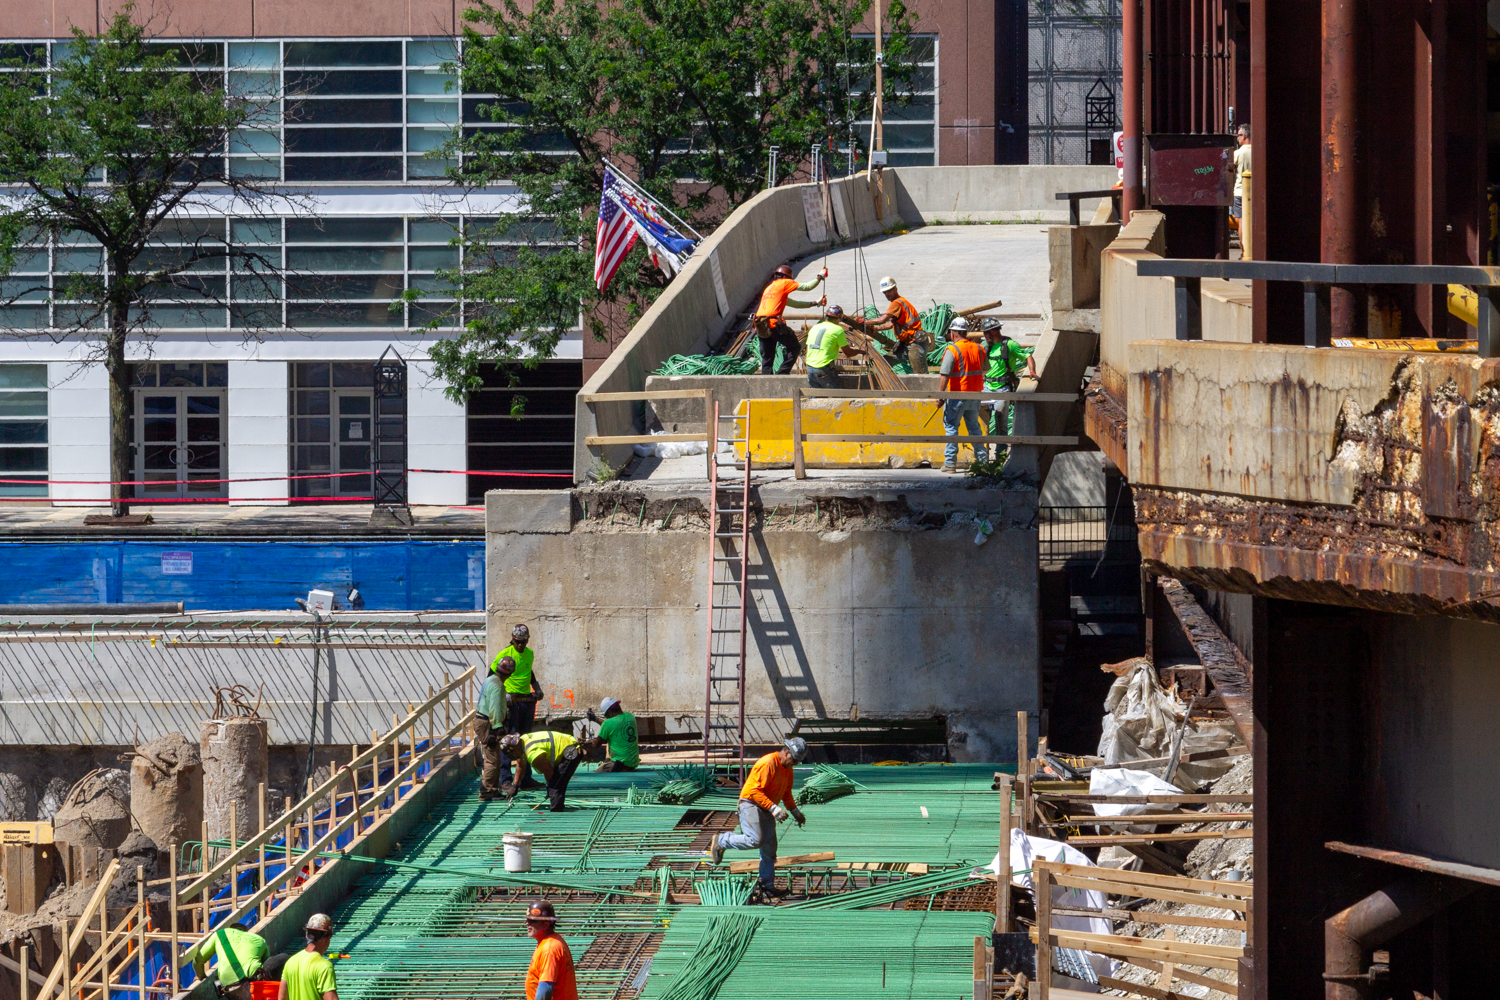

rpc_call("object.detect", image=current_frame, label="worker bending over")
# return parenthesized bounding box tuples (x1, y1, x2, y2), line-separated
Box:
(707, 738, 808, 896)
(190, 921, 285, 1000)
(802, 305, 864, 388)
(589, 697, 640, 772)
(981, 322, 1036, 461)
(491, 623, 543, 787)
(867, 277, 926, 373)
(475, 657, 513, 802)
(278, 915, 336, 1000)
(938, 317, 986, 473)
(502, 730, 591, 811)
(524, 900, 577, 1000)
(754, 264, 827, 375)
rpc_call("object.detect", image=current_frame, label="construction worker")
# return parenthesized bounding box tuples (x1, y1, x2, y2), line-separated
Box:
(492, 624, 544, 788)
(277, 914, 336, 1000)
(475, 656, 512, 801)
(523, 900, 577, 1000)
(937, 317, 986, 472)
(590, 697, 640, 772)
(803, 305, 864, 389)
(982, 322, 1037, 461)
(190, 921, 280, 1000)
(502, 730, 591, 811)
(706, 738, 808, 896)
(754, 264, 827, 375)
(867, 277, 926, 373)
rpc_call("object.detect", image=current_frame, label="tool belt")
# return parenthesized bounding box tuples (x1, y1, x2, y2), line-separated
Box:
(509, 692, 539, 703)
(753, 316, 781, 337)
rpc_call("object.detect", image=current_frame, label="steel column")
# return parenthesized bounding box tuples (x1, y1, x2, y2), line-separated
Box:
(1321, 0, 1359, 338)
(1123, 0, 1144, 219)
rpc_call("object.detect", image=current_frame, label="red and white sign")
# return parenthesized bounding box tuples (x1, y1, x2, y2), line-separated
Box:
(1113, 131, 1125, 171)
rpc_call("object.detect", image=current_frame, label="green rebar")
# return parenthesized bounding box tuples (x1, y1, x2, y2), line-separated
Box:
(794, 764, 858, 805)
(654, 912, 763, 1000)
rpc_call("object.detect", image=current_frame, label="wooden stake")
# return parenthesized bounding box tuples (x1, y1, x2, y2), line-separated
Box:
(137, 866, 146, 1000)
(61, 918, 70, 1000)
(258, 783, 268, 922)
(229, 800, 238, 917)
(20, 944, 29, 1000)
(996, 774, 1013, 933)
(792, 388, 805, 479)
(1036, 866, 1053, 1000)
(1157, 927, 1177, 990)
(169, 844, 179, 995)
(1017, 710, 1029, 777)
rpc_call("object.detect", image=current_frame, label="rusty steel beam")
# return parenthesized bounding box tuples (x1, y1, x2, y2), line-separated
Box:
(1326, 842, 1500, 890)
(1155, 578, 1252, 746)
(1321, 0, 1359, 339)
(1082, 373, 1129, 474)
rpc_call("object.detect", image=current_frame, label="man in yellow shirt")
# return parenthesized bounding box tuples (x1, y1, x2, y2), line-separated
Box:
(278, 914, 336, 1000)
(501, 730, 592, 811)
(707, 738, 808, 896)
(803, 305, 864, 389)
(190, 922, 272, 1000)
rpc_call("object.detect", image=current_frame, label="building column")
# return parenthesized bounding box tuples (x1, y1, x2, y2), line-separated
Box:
(407, 360, 466, 507)
(48, 362, 110, 507)
(227, 360, 289, 506)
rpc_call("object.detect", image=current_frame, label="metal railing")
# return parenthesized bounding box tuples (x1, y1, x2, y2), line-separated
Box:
(581, 388, 719, 479)
(1055, 189, 1123, 226)
(32, 669, 478, 1000)
(1136, 258, 1500, 356)
(1036, 505, 1138, 565)
(790, 388, 1078, 479)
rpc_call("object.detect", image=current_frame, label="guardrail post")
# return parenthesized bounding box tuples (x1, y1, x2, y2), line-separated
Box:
(1067, 195, 1081, 227)
(1303, 282, 1331, 348)
(792, 388, 806, 480)
(1173, 277, 1202, 341)
(704, 389, 716, 480)
(1478, 286, 1500, 358)
(1036, 863, 1053, 999)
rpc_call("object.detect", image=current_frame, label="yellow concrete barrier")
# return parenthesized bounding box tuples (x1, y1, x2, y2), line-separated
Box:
(734, 397, 965, 467)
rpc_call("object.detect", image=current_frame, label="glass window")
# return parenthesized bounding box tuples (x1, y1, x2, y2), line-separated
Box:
(406, 128, 451, 153)
(232, 219, 282, 244)
(229, 41, 280, 69)
(285, 127, 404, 154)
(285, 155, 403, 182)
(286, 247, 405, 272)
(845, 33, 938, 166)
(0, 364, 46, 496)
(291, 98, 403, 124)
(286, 70, 403, 96)
(406, 99, 459, 125)
(284, 41, 401, 67)
(287, 218, 404, 244)
(409, 219, 459, 242)
(406, 69, 456, 95)
(407, 40, 457, 66)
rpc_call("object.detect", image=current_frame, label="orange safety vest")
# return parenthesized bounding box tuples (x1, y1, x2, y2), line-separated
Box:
(756, 278, 802, 319)
(886, 297, 921, 343)
(942, 339, 986, 393)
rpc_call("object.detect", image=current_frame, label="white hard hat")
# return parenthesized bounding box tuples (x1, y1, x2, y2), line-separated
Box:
(599, 697, 621, 715)
(305, 914, 333, 934)
(878, 276, 897, 293)
(950, 316, 970, 331)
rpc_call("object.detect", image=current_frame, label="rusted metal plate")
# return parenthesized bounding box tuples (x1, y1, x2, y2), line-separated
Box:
(1148, 144, 1234, 207)
(1083, 372, 1129, 473)
(1325, 841, 1500, 889)
(1421, 393, 1474, 520)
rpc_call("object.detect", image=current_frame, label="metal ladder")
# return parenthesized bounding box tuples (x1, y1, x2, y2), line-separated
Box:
(703, 402, 751, 778)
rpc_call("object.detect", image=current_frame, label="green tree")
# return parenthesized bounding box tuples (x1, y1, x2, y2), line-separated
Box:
(423, 0, 918, 402)
(0, 8, 293, 516)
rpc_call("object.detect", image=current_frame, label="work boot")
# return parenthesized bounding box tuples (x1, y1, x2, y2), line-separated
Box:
(478, 790, 495, 802)
(706, 834, 724, 866)
(941, 463, 958, 474)
(760, 882, 789, 898)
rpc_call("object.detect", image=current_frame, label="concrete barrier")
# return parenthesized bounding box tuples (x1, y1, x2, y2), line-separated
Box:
(889, 165, 1120, 224)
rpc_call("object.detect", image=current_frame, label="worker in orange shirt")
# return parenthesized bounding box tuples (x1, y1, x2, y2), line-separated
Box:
(706, 737, 808, 896)
(867, 276, 927, 373)
(937, 316, 987, 472)
(523, 900, 577, 1000)
(754, 264, 827, 374)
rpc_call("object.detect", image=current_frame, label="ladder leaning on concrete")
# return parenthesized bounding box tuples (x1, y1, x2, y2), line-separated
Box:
(703, 401, 751, 778)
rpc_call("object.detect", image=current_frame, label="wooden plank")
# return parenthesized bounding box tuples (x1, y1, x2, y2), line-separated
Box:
(727, 851, 835, 873)
(1053, 813, 1253, 826)
(802, 434, 1078, 445)
(580, 389, 709, 402)
(1065, 829, 1252, 847)
(1097, 974, 1202, 1000)
(583, 433, 706, 445)
(1045, 930, 1243, 972)
(1035, 794, 1253, 805)
(1036, 866, 1053, 999)
(1034, 860, 1253, 897)
(1119, 957, 1233, 992)
(1050, 906, 1246, 931)
(1050, 873, 1249, 913)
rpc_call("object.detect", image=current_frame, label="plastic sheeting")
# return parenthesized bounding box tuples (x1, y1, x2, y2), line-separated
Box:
(982, 830, 1117, 982)
(0, 541, 484, 612)
(1097, 657, 1186, 765)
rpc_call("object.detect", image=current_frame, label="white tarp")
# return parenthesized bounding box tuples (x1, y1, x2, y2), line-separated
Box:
(1097, 657, 1185, 764)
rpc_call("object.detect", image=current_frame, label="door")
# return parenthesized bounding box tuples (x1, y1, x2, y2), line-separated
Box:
(135, 390, 227, 498)
(333, 390, 373, 497)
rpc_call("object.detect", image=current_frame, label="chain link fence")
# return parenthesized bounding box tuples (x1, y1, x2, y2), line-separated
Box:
(1029, 0, 1123, 165)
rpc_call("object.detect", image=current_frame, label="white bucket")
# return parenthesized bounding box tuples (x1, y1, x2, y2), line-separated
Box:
(503, 831, 534, 873)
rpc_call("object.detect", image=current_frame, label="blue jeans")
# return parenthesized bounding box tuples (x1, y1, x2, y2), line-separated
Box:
(807, 364, 841, 389)
(943, 399, 983, 466)
(717, 799, 778, 886)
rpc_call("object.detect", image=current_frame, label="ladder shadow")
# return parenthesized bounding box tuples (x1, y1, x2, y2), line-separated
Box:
(742, 529, 827, 720)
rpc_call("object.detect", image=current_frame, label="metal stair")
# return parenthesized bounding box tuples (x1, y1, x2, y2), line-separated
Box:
(703, 402, 751, 778)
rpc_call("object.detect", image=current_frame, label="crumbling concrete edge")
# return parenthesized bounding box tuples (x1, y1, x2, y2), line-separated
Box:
(247, 746, 475, 956)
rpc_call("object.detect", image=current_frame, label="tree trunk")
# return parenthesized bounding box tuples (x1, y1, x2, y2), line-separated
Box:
(107, 296, 132, 518)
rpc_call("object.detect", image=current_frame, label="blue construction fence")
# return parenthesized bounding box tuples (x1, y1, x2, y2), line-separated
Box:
(0, 541, 485, 612)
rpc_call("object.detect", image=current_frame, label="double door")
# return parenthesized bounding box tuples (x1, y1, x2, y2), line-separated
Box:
(135, 390, 226, 498)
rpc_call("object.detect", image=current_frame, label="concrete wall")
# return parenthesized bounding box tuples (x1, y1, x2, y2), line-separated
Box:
(486, 488, 1040, 761)
(891, 166, 1121, 223)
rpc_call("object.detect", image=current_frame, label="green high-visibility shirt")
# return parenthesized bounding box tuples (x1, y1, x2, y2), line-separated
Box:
(804, 321, 848, 369)
(521, 729, 578, 765)
(985, 338, 1034, 388)
(492, 644, 535, 695)
(195, 926, 268, 987)
(596, 712, 640, 768)
(281, 949, 337, 1000)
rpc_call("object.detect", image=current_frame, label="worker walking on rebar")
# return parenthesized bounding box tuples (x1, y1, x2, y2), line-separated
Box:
(707, 738, 808, 897)
(803, 305, 864, 389)
(502, 730, 593, 811)
(524, 900, 577, 1000)
(475, 656, 512, 802)
(587, 697, 640, 772)
(492, 623, 544, 788)
(937, 317, 986, 472)
(754, 264, 827, 375)
(278, 915, 337, 1000)
(867, 277, 927, 373)
(982, 322, 1037, 462)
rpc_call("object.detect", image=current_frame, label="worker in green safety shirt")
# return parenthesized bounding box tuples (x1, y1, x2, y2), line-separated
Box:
(491, 623, 544, 788)
(982, 322, 1036, 461)
(190, 921, 281, 1000)
(802, 305, 864, 389)
(475, 656, 514, 802)
(588, 697, 640, 772)
(278, 914, 337, 1000)
(501, 730, 597, 811)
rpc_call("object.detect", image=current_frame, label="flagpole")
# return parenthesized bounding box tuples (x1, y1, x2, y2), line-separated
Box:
(600, 156, 705, 241)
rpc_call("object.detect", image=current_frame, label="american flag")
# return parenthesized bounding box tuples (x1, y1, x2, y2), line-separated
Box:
(594, 168, 639, 291)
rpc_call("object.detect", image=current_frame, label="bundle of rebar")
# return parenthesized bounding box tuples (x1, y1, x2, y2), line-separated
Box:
(783, 864, 981, 911)
(652, 764, 716, 805)
(654, 913, 763, 1000)
(795, 764, 859, 805)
